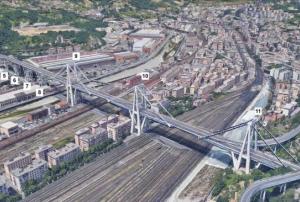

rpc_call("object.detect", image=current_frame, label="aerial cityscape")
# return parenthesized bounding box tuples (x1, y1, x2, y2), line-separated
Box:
(0, 0, 300, 201)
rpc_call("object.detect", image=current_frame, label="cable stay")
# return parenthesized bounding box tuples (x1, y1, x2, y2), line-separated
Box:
(253, 127, 286, 168)
(257, 121, 299, 164)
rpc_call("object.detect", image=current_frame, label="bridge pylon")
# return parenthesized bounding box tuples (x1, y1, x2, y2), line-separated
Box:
(66, 64, 76, 107)
(130, 85, 149, 136)
(231, 119, 258, 174)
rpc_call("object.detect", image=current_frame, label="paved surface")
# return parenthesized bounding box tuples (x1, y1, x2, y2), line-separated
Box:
(240, 170, 300, 202)
(257, 124, 300, 147)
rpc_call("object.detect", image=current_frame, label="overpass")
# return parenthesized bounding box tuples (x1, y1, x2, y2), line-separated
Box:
(240, 170, 300, 202)
(1, 54, 300, 172)
(257, 124, 300, 147)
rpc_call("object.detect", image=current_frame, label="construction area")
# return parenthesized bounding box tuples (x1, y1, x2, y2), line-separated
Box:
(22, 135, 203, 202)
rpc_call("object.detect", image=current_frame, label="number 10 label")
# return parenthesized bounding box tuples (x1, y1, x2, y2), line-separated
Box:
(140, 72, 150, 80)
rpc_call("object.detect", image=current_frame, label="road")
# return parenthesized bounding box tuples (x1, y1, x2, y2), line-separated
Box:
(240, 170, 300, 202)
(257, 124, 300, 147)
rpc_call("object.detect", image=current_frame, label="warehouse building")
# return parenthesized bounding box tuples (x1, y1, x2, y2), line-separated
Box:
(0, 85, 50, 108)
(0, 121, 20, 137)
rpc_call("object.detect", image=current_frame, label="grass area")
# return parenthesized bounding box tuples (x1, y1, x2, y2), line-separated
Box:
(0, 108, 40, 120)
(53, 137, 74, 149)
(164, 96, 195, 117)
(0, 192, 22, 202)
(212, 92, 228, 100)
(0, 4, 107, 58)
(258, 112, 300, 140)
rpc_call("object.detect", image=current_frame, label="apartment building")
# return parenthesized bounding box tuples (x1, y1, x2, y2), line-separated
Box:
(76, 128, 108, 151)
(34, 145, 54, 161)
(107, 117, 131, 141)
(10, 159, 48, 192)
(47, 143, 80, 168)
(4, 152, 32, 179)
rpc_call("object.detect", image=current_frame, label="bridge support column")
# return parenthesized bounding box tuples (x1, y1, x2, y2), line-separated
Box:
(130, 86, 149, 136)
(273, 145, 277, 154)
(66, 64, 76, 107)
(280, 184, 287, 194)
(232, 120, 257, 174)
(260, 190, 266, 202)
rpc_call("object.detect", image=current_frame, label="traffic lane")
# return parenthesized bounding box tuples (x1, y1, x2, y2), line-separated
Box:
(240, 170, 300, 202)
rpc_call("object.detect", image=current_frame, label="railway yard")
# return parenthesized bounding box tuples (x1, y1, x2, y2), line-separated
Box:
(22, 135, 202, 202)
(17, 85, 258, 202)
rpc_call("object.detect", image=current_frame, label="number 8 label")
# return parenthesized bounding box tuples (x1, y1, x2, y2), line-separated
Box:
(36, 88, 44, 97)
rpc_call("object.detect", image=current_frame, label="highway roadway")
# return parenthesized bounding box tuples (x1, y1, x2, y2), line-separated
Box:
(240, 170, 300, 202)
(257, 124, 300, 147)
(1, 54, 300, 170)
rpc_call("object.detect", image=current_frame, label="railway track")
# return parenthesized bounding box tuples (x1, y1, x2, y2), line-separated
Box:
(63, 141, 167, 202)
(22, 136, 153, 202)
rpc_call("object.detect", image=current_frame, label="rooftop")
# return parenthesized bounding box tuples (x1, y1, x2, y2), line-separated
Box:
(11, 159, 47, 177)
(0, 85, 49, 103)
(4, 152, 31, 165)
(48, 143, 79, 158)
(35, 144, 53, 153)
(0, 121, 18, 129)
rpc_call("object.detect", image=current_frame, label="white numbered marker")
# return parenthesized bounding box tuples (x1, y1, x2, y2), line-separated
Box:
(72, 52, 80, 61)
(255, 107, 262, 116)
(10, 76, 19, 85)
(36, 88, 44, 97)
(23, 82, 31, 91)
(0, 72, 8, 81)
(140, 72, 150, 80)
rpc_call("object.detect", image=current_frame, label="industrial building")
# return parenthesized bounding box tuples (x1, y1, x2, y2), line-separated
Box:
(0, 85, 50, 108)
(10, 159, 48, 192)
(0, 121, 20, 137)
(26, 107, 49, 122)
(47, 143, 80, 168)
(28, 52, 115, 71)
(113, 51, 139, 64)
(130, 29, 165, 39)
